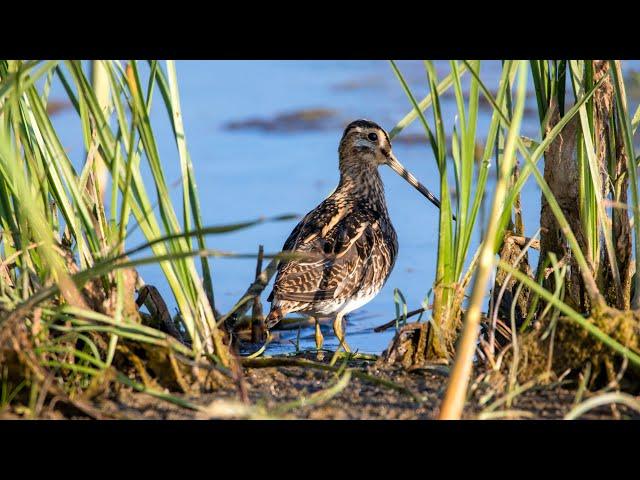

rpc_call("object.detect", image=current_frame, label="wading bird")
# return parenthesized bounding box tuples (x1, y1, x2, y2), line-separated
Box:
(266, 119, 442, 352)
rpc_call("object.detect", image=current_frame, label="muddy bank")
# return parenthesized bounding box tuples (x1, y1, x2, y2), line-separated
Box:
(5, 352, 635, 420)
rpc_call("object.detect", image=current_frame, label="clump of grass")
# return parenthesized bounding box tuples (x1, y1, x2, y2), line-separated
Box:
(0, 60, 297, 417)
(383, 59, 640, 419)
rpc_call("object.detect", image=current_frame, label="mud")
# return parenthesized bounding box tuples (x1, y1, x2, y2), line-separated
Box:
(8, 352, 636, 420)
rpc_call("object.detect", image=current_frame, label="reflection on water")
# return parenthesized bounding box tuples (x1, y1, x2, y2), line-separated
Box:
(46, 60, 640, 354)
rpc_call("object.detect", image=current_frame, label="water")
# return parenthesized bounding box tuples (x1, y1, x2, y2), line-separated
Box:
(46, 60, 640, 355)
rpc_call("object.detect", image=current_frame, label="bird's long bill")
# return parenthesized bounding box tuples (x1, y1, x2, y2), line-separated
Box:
(386, 153, 442, 210)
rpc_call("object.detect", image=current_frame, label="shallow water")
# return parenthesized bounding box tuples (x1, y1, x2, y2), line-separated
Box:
(47, 60, 640, 355)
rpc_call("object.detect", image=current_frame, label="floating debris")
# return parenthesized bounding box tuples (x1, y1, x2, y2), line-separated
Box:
(46, 99, 72, 116)
(331, 76, 385, 91)
(223, 108, 339, 133)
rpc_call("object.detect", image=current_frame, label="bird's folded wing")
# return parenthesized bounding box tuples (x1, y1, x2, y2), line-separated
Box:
(271, 211, 378, 303)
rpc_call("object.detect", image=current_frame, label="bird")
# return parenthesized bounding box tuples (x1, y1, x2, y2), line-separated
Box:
(265, 119, 442, 353)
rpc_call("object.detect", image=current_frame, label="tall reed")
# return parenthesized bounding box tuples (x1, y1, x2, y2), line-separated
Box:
(436, 59, 640, 418)
(390, 60, 525, 359)
(0, 60, 284, 411)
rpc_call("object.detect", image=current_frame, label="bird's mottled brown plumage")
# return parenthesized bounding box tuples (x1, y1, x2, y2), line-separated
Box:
(267, 171, 398, 316)
(265, 119, 440, 350)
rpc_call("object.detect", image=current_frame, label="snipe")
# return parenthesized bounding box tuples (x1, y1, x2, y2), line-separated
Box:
(266, 119, 441, 352)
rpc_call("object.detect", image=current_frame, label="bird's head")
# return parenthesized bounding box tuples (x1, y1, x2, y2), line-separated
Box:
(338, 119, 443, 211)
(339, 119, 393, 168)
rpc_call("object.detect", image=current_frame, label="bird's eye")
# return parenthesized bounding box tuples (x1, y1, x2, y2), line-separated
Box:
(368, 132, 378, 142)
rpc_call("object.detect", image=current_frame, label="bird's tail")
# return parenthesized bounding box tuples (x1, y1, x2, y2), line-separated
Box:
(265, 307, 284, 329)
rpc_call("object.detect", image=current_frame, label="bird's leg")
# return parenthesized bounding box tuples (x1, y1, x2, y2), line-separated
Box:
(312, 316, 323, 350)
(333, 312, 350, 353)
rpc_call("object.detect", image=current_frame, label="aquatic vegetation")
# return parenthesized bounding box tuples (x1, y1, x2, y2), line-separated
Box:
(384, 60, 640, 418)
(0, 60, 292, 416)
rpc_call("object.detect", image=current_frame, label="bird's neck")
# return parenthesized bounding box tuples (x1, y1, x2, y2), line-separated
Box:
(336, 163, 387, 211)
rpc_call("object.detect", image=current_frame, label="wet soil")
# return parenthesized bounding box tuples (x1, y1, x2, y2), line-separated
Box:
(19, 352, 636, 420)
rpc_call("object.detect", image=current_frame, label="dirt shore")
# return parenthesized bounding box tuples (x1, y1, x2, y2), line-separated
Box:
(11, 351, 634, 420)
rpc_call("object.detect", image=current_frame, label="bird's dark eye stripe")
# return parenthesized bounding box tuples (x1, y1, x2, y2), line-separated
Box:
(368, 132, 378, 141)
